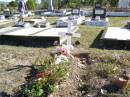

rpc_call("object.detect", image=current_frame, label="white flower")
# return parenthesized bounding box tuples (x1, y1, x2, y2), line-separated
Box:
(55, 57, 61, 64)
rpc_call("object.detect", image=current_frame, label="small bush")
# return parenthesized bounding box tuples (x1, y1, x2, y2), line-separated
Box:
(21, 56, 68, 97)
(97, 63, 120, 78)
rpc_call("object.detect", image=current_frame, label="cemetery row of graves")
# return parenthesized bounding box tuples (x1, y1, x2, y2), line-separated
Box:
(0, 16, 130, 97)
(0, 1, 130, 97)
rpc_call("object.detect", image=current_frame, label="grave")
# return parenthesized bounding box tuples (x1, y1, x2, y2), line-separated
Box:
(58, 21, 80, 46)
(0, 19, 78, 45)
(0, 15, 12, 26)
(56, 8, 85, 27)
(84, 1, 109, 26)
(3, 9, 11, 18)
(0, 18, 50, 35)
(54, 9, 67, 16)
(101, 27, 130, 49)
(0, 15, 5, 20)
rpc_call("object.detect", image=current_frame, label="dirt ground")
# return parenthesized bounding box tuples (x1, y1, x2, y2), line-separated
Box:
(0, 45, 52, 96)
(0, 45, 130, 97)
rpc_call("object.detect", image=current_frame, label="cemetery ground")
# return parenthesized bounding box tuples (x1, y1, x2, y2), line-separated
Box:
(0, 17, 130, 97)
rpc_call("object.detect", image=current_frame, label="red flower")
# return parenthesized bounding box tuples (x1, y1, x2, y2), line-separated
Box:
(36, 72, 44, 79)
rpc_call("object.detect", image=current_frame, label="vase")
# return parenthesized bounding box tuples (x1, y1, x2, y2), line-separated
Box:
(115, 76, 129, 89)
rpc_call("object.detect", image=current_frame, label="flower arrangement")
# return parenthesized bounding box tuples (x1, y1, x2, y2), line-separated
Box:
(21, 56, 69, 97)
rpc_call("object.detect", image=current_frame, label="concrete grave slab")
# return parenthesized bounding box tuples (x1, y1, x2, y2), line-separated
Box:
(102, 27, 130, 40)
(85, 18, 109, 26)
(0, 27, 24, 35)
(2, 27, 50, 36)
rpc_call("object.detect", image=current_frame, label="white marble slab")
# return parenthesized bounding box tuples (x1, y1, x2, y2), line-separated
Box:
(25, 18, 46, 25)
(3, 27, 50, 36)
(0, 26, 78, 45)
(0, 20, 10, 24)
(33, 27, 78, 37)
(0, 27, 23, 35)
(104, 27, 130, 40)
(1, 26, 77, 37)
(85, 18, 109, 26)
(56, 16, 85, 27)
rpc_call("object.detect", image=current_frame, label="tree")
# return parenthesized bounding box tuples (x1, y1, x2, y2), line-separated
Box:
(26, 0, 36, 10)
(40, 0, 119, 9)
(0, 3, 5, 11)
(41, 0, 48, 9)
(7, 1, 17, 8)
(108, 0, 119, 7)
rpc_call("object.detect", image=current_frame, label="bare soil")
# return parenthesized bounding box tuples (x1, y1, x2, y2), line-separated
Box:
(0, 46, 130, 97)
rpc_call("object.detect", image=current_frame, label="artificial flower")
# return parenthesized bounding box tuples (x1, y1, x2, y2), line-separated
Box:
(36, 72, 44, 79)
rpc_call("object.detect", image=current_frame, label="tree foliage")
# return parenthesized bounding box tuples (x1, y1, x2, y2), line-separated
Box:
(0, 4, 5, 11)
(26, 0, 36, 10)
(108, 0, 119, 7)
(7, 1, 17, 8)
(5, 0, 120, 10)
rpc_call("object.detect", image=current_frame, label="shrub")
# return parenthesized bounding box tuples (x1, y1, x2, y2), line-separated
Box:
(97, 63, 120, 78)
(21, 56, 68, 97)
(21, 81, 44, 97)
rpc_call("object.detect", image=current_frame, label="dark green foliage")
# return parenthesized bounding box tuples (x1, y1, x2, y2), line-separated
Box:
(22, 81, 44, 97)
(108, 0, 119, 7)
(7, 1, 17, 8)
(21, 56, 68, 97)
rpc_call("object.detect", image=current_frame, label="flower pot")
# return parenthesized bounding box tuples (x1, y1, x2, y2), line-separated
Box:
(115, 76, 129, 89)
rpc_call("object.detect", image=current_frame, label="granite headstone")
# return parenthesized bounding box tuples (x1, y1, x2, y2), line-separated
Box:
(92, 2, 106, 20)
(72, 8, 80, 15)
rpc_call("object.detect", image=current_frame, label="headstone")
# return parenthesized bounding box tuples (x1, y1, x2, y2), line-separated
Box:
(48, 0, 54, 12)
(92, 1, 106, 20)
(127, 21, 130, 29)
(85, 1, 108, 26)
(58, 22, 80, 45)
(66, 21, 72, 47)
(0, 15, 5, 20)
(72, 8, 80, 15)
(3, 9, 11, 18)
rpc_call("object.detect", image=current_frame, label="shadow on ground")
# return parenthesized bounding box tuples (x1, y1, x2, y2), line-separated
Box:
(0, 36, 59, 48)
(6, 65, 32, 72)
(90, 30, 104, 49)
(0, 92, 10, 97)
(90, 30, 130, 50)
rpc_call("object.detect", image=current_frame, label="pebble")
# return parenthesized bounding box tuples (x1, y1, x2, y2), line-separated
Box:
(55, 85, 59, 89)
(100, 89, 107, 95)
(78, 63, 86, 69)
(81, 90, 86, 94)
(48, 94, 53, 97)
(87, 94, 94, 97)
